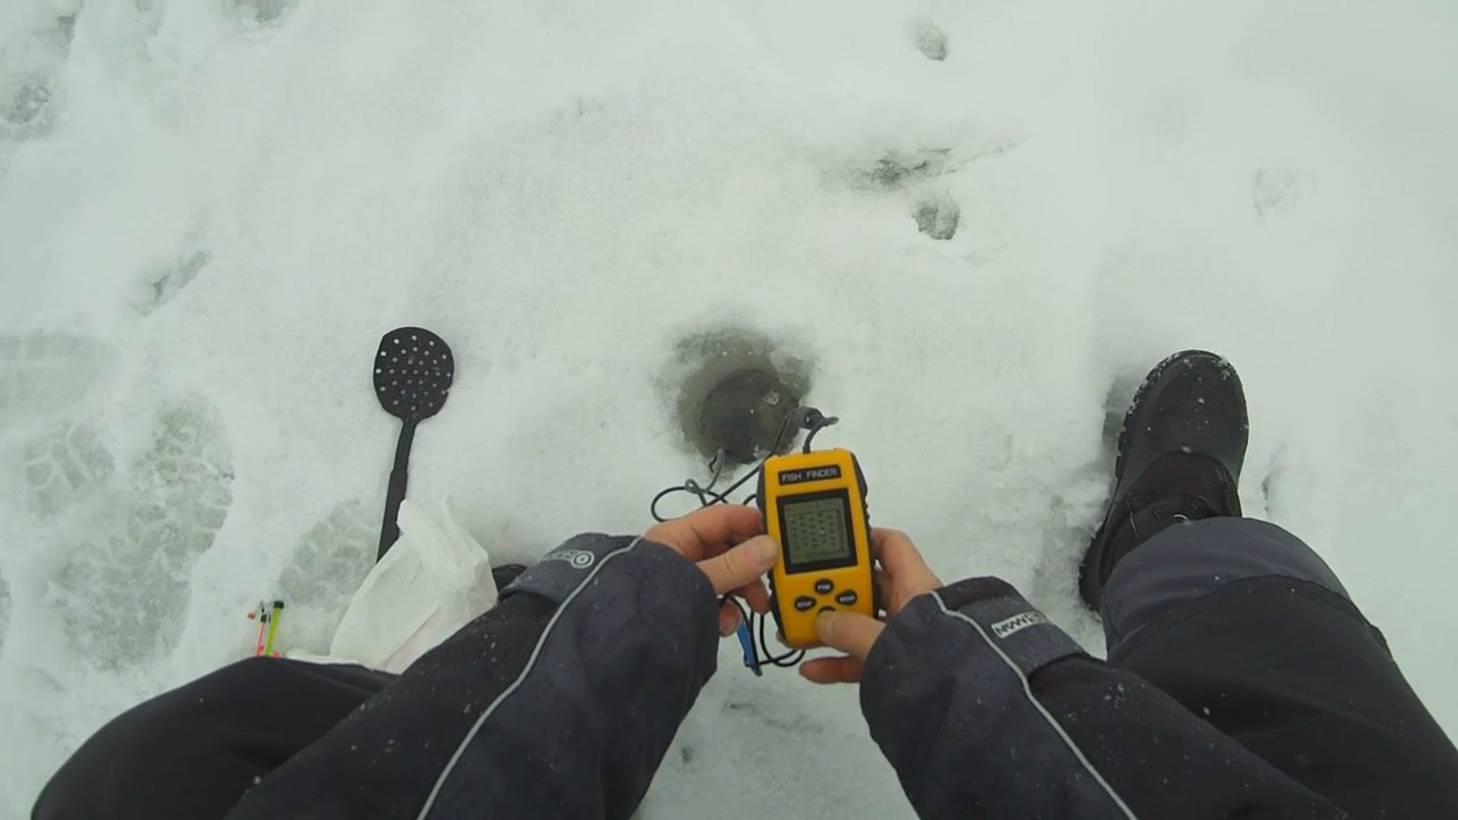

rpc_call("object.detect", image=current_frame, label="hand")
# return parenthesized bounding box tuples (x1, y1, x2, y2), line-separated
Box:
(800, 528, 942, 684)
(645, 505, 779, 637)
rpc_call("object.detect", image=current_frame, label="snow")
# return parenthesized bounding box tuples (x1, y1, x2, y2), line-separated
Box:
(2, 0, 1457, 815)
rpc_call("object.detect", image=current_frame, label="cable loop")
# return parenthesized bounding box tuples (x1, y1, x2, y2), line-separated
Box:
(651, 405, 841, 670)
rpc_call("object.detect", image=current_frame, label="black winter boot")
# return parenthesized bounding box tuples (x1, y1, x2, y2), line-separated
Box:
(1079, 350, 1249, 609)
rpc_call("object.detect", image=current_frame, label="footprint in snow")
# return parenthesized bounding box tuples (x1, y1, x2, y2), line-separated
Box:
(0, 12, 78, 138)
(49, 397, 234, 670)
(1252, 169, 1305, 218)
(232, 0, 294, 27)
(858, 148, 953, 191)
(0, 332, 118, 428)
(1256, 444, 1306, 522)
(911, 20, 949, 61)
(135, 248, 210, 316)
(850, 149, 967, 242)
(275, 500, 376, 654)
(913, 193, 960, 240)
(22, 420, 115, 519)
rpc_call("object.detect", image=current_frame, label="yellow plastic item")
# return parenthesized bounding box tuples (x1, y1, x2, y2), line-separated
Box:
(758, 449, 874, 649)
(264, 600, 284, 657)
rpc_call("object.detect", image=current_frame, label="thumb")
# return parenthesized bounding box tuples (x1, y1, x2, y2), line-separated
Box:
(815, 610, 884, 660)
(697, 535, 779, 596)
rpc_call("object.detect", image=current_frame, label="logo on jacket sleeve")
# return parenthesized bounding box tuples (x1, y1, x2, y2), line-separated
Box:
(541, 548, 596, 569)
(991, 610, 1047, 639)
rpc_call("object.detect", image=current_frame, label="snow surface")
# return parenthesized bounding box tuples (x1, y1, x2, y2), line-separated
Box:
(3, 0, 1458, 815)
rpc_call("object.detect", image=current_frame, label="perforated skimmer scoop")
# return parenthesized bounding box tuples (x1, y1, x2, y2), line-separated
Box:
(374, 326, 454, 560)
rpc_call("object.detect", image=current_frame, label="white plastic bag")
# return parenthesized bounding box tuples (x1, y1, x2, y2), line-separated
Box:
(298, 496, 498, 673)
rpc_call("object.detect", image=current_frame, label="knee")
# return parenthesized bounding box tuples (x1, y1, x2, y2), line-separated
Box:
(34, 659, 273, 818)
(1132, 517, 1346, 597)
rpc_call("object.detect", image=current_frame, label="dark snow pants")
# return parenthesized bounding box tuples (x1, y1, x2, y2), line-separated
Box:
(33, 656, 399, 819)
(1100, 518, 1456, 817)
(33, 519, 1453, 818)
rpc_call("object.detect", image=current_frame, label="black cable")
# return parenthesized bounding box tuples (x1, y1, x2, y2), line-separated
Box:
(650, 448, 729, 521)
(650, 408, 807, 523)
(722, 594, 751, 628)
(802, 412, 838, 453)
(652, 406, 834, 672)
(717, 594, 803, 667)
(758, 610, 805, 667)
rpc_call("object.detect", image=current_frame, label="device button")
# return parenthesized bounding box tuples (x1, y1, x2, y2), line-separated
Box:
(835, 590, 858, 606)
(814, 579, 834, 595)
(794, 596, 816, 612)
(819, 606, 836, 615)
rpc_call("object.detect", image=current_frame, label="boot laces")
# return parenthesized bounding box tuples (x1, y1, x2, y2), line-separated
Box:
(1122, 493, 1220, 542)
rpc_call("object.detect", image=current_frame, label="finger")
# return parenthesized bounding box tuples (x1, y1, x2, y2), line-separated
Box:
(697, 535, 779, 596)
(645, 505, 764, 561)
(718, 602, 742, 637)
(736, 578, 771, 615)
(872, 529, 942, 591)
(815, 611, 884, 661)
(799, 655, 865, 684)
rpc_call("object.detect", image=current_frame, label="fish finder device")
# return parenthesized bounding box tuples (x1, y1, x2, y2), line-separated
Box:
(756, 448, 875, 649)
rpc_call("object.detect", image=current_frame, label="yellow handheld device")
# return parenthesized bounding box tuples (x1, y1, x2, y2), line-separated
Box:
(757, 449, 875, 649)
